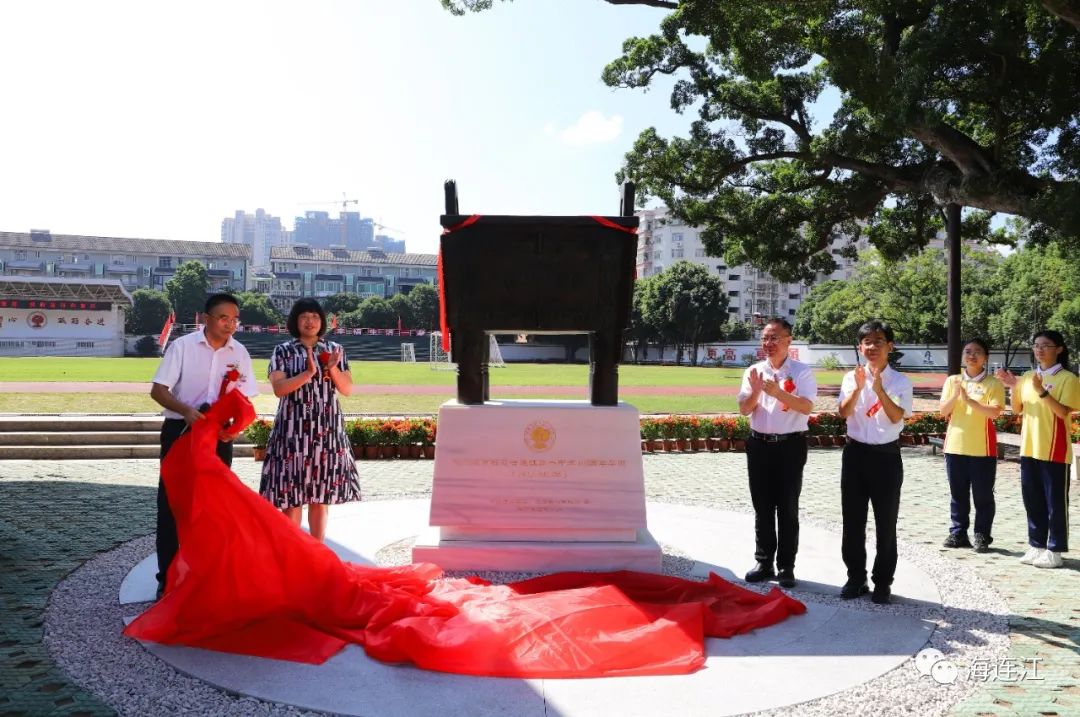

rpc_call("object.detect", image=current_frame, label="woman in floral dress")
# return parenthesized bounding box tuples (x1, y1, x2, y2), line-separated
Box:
(260, 298, 360, 541)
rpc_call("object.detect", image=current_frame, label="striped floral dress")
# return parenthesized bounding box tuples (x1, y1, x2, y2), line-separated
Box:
(259, 339, 361, 509)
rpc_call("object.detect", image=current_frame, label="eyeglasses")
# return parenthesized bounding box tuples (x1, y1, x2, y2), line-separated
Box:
(860, 339, 888, 348)
(1032, 342, 1059, 350)
(210, 314, 240, 325)
(761, 335, 788, 344)
(962, 350, 985, 356)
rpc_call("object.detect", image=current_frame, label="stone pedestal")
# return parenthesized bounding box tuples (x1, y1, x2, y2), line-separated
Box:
(411, 399, 662, 572)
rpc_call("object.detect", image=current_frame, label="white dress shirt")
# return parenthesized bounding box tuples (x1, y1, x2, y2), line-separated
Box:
(737, 358, 817, 434)
(839, 365, 913, 444)
(152, 329, 259, 419)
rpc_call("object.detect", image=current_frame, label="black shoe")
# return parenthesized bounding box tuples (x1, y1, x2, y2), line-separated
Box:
(840, 579, 869, 600)
(777, 568, 796, 588)
(744, 562, 776, 583)
(871, 585, 891, 604)
(972, 533, 991, 553)
(942, 533, 972, 548)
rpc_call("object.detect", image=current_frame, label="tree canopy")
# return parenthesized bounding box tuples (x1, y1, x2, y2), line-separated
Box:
(165, 261, 210, 325)
(235, 291, 283, 326)
(793, 242, 1080, 366)
(638, 260, 728, 364)
(444, 0, 1080, 282)
(125, 289, 172, 335)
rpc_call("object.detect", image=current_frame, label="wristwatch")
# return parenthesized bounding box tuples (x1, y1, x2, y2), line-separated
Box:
(1038, 388, 1050, 398)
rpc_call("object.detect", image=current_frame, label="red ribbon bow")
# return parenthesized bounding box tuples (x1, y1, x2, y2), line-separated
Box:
(781, 377, 796, 412)
(218, 368, 240, 401)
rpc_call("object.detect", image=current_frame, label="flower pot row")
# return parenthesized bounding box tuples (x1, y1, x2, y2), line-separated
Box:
(353, 443, 436, 460)
(641, 438, 749, 453)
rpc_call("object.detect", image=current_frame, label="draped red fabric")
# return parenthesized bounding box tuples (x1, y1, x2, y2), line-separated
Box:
(124, 391, 805, 677)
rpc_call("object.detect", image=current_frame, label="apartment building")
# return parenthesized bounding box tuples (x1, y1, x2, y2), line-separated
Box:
(635, 208, 811, 325)
(267, 246, 437, 312)
(0, 230, 251, 294)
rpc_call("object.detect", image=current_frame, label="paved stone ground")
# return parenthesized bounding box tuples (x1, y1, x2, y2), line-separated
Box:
(2, 447, 1078, 716)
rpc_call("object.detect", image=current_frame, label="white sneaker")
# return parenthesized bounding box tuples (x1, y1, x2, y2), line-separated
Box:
(1033, 550, 1064, 569)
(1020, 547, 1044, 565)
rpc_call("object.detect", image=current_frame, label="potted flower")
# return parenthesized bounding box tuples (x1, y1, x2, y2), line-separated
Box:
(710, 417, 732, 452)
(731, 415, 750, 451)
(900, 417, 918, 446)
(404, 419, 427, 459)
(346, 418, 366, 458)
(378, 420, 400, 459)
(691, 417, 710, 452)
(673, 416, 694, 452)
(806, 414, 823, 447)
(640, 418, 663, 453)
(243, 418, 272, 461)
(827, 413, 848, 446)
(658, 416, 679, 452)
(420, 418, 437, 459)
(360, 420, 382, 459)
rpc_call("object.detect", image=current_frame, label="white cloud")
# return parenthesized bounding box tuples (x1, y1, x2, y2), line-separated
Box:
(555, 111, 623, 146)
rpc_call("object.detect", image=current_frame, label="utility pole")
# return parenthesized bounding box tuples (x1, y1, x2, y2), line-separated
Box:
(946, 203, 962, 375)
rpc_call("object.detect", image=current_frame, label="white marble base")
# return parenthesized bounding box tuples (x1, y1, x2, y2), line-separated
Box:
(427, 400, 647, 532)
(412, 526, 663, 572)
(119, 500, 940, 717)
(418, 399, 655, 570)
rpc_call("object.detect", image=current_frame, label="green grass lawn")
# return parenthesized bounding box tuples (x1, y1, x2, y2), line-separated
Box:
(0, 392, 739, 416)
(0, 357, 849, 387)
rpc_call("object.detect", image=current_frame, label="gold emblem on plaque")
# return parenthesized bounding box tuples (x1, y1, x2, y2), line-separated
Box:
(524, 420, 556, 452)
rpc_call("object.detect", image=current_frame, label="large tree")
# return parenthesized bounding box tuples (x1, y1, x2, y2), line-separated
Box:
(235, 291, 283, 326)
(124, 288, 172, 335)
(165, 261, 210, 326)
(322, 292, 362, 316)
(406, 283, 441, 331)
(445, 0, 1080, 282)
(793, 247, 1002, 344)
(639, 260, 728, 364)
(986, 242, 1080, 365)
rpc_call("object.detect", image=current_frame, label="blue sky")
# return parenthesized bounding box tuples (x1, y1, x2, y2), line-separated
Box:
(0, 0, 712, 255)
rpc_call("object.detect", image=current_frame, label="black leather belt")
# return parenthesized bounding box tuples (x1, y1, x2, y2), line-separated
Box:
(750, 430, 806, 443)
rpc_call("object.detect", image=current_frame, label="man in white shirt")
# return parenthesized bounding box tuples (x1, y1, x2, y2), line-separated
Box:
(837, 320, 913, 605)
(737, 318, 817, 588)
(150, 293, 259, 598)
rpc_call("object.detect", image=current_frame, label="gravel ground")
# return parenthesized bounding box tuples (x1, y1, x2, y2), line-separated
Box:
(44, 498, 1009, 717)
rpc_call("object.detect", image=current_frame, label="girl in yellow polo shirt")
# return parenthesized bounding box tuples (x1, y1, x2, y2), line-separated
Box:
(997, 330, 1080, 569)
(940, 339, 1004, 553)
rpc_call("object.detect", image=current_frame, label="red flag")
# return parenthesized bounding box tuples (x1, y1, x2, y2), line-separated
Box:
(158, 312, 175, 349)
(397, 316, 403, 335)
(330, 314, 338, 330)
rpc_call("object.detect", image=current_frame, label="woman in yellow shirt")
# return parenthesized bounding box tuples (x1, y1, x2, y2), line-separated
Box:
(997, 330, 1080, 569)
(940, 339, 1004, 553)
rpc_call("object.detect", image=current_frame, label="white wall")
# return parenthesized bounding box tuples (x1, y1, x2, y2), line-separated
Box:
(623, 342, 1034, 371)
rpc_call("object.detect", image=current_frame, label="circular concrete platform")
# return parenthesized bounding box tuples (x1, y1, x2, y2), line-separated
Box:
(113, 501, 945, 716)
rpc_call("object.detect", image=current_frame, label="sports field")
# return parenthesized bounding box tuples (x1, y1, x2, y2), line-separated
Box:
(0, 357, 860, 415)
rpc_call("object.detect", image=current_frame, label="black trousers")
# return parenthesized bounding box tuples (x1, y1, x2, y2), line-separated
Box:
(1019, 457, 1071, 552)
(945, 453, 997, 540)
(747, 434, 807, 569)
(156, 417, 232, 589)
(841, 439, 903, 587)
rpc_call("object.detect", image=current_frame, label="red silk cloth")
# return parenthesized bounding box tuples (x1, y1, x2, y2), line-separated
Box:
(124, 391, 805, 677)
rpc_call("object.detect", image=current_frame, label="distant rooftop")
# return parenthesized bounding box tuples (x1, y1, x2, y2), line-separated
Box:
(0, 230, 252, 259)
(270, 246, 436, 266)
